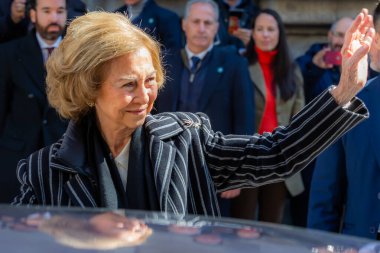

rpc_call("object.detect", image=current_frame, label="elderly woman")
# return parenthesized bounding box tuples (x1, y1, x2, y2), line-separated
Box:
(13, 10, 373, 217)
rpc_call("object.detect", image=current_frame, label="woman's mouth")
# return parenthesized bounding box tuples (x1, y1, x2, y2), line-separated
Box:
(127, 109, 146, 115)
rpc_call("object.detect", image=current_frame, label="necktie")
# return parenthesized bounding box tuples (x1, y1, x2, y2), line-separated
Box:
(190, 56, 201, 73)
(46, 47, 55, 57)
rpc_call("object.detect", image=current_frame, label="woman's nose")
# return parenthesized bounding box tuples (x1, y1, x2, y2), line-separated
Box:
(135, 85, 149, 103)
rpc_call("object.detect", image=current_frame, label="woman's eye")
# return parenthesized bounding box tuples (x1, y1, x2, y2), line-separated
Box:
(123, 82, 135, 88)
(146, 77, 156, 85)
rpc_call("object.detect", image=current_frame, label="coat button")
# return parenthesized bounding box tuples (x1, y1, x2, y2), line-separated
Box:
(27, 93, 34, 98)
(42, 120, 48, 125)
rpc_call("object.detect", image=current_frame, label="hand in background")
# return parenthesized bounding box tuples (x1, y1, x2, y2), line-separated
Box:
(10, 0, 27, 24)
(312, 47, 334, 69)
(232, 28, 252, 46)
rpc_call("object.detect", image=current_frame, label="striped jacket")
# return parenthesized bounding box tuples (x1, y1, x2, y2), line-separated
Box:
(12, 91, 368, 217)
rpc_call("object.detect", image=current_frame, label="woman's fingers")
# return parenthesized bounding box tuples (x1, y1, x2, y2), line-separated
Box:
(342, 10, 365, 54)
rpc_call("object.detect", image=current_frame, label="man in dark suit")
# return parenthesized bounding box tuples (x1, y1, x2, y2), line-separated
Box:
(0, 0, 86, 43)
(307, 3, 380, 239)
(114, 0, 182, 51)
(154, 0, 255, 216)
(0, 0, 68, 203)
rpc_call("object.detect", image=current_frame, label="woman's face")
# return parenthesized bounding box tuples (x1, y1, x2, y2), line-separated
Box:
(252, 13, 280, 52)
(95, 47, 158, 136)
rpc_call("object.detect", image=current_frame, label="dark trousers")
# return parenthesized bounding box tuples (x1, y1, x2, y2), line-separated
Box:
(230, 182, 287, 223)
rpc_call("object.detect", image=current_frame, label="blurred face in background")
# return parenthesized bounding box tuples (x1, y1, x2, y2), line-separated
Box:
(182, 2, 219, 54)
(30, 0, 67, 44)
(328, 17, 353, 51)
(252, 13, 279, 52)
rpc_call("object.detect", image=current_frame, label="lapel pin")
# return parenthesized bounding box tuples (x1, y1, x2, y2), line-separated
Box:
(217, 67, 223, 73)
(183, 119, 200, 129)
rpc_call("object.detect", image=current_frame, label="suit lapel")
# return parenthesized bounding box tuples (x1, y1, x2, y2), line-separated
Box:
(54, 118, 100, 207)
(15, 33, 46, 101)
(156, 50, 184, 112)
(364, 78, 380, 168)
(198, 49, 224, 111)
(145, 114, 188, 216)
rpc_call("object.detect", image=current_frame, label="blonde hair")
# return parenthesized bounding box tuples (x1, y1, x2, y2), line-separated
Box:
(46, 11, 164, 120)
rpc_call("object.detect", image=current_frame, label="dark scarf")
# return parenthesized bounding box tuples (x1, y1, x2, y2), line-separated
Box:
(85, 112, 159, 211)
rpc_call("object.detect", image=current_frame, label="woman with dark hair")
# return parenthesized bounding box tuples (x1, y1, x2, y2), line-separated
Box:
(231, 9, 305, 223)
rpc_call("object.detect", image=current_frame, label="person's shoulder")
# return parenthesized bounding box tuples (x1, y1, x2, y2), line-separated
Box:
(4, 32, 34, 47)
(114, 5, 127, 13)
(0, 34, 27, 56)
(149, 0, 179, 16)
(360, 75, 380, 95)
(24, 138, 63, 165)
(0, 34, 25, 48)
(67, 0, 86, 10)
(304, 43, 327, 55)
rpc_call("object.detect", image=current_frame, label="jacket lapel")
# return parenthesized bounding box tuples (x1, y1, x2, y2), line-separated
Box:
(156, 49, 184, 112)
(54, 119, 99, 207)
(363, 78, 380, 168)
(145, 114, 188, 216)
(15, 33, 46, 100)
(64, 174, 98, 207)
(249, 63, 266, 99)
(198, 49, 224, 111)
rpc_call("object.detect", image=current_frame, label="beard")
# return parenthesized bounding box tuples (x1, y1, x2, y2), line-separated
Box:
(36, 23, 64, 41)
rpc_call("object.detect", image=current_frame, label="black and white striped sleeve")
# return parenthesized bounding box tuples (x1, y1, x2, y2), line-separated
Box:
(201, 89, 368, 192)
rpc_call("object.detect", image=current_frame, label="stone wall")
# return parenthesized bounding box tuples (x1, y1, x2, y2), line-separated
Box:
(82, 0, 377, 58)
(259, 0, 376, 58)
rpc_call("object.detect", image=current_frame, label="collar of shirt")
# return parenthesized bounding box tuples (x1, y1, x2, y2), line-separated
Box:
(36, 32, 62, 50)
(185, 44, 213, 68)
(36, 32, 62, 62)
(115, 140, 131, 170)
(114, 140, 131, 189)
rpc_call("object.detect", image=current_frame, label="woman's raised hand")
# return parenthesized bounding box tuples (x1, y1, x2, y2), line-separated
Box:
(332, 8, 375, 105)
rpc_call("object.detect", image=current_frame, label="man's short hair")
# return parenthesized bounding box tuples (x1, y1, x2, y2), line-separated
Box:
(28, 0, 67, 10)
(183, 0, 219, 21)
